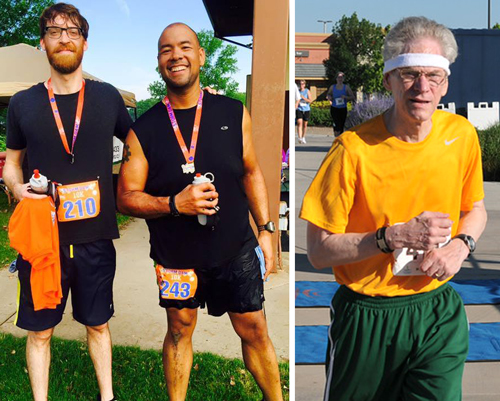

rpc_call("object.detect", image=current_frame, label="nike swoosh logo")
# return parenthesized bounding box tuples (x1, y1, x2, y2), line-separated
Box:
(445, 137, 459, 145)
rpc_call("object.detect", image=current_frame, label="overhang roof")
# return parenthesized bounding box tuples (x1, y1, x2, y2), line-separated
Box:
(202, 0, 253, 37)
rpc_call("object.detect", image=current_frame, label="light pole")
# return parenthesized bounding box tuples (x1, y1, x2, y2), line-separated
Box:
(488, 0, 491, 28)
(317, 20, 332, 33)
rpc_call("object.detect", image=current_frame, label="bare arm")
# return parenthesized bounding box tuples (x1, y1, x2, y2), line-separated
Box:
(326, 85, 333, 103)
(4, 148, 45, 200)
(117, 129, 218, 219)
(301, 90, 313, 103)
(307, 211, 453, 269)
(307, 224, 380, 269)
(241, 106, 274, 279)
(344, 85, 355, 101)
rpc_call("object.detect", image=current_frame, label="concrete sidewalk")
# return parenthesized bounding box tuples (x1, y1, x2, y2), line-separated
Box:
(0, 219, 289, 361)
(295, 129, 500, 401)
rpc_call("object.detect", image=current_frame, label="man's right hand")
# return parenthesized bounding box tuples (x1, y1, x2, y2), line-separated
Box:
(174, 182, 219, 216)
(385, 211, 452, 251)
(13, 183, 47, 201)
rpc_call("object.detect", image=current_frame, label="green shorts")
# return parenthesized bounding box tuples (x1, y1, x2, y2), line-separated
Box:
(324, 283, 468, 401)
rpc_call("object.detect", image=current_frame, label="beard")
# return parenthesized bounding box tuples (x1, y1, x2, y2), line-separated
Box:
(46, 43, 84, 74)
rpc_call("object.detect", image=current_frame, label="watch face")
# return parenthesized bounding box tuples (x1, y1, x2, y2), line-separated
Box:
(466, 235, 476, 253)
(266, 222, 276, 233)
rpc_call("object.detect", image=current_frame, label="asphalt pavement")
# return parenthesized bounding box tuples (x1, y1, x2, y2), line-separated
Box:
(295, 127, 500, 401)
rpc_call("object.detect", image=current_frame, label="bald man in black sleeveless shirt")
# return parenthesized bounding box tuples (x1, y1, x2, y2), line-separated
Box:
(117, 23, 283, 401)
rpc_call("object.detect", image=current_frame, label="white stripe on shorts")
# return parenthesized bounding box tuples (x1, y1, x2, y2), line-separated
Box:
(323, 301, 337, 401)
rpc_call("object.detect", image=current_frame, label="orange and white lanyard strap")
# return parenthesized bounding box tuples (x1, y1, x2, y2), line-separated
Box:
(47, 78, 85, 164)
(162, 90, 203, 174)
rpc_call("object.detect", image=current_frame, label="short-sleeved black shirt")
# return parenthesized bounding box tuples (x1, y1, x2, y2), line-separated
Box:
(132, 92, 257, 269)
(7, 80, 132, 245)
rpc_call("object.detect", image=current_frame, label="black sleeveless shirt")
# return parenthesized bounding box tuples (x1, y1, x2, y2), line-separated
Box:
(132, 92, 257, 269)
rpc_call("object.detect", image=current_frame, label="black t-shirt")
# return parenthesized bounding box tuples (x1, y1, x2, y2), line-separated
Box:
(7, 80, 132, 245)
(133, 92, 257, 269)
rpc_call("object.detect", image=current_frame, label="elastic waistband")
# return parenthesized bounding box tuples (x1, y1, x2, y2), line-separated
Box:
(337, 283, 453, 309)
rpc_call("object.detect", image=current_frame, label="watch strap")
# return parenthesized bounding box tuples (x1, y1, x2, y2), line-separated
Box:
(375, 226, 393, 254)
(169, 194, 180, 217)
(453, 234, 475, 253)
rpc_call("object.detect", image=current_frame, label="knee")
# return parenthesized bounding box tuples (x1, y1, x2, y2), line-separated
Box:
(28, 328, 53, 346)
(167, 310, 196, 341)
(86, 323, 109, 335)
(235, 316, 269, 345)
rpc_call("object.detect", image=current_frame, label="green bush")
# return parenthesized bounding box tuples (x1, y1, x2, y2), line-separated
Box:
(308, 106, 333, 127)
(0, 108, 6, 152)
(478, 124, 500, 182)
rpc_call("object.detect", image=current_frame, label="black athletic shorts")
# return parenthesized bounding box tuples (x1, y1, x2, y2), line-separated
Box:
(157, 246, 265, 317)
(15, 239, 116, 331)
(296, 109, 310, 121)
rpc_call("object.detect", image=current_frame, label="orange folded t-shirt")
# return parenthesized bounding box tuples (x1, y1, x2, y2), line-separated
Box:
(8, 197, 62, 311)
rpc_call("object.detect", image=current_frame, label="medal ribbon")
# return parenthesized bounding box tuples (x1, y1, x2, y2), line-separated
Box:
(47, 78, 85, 161)
(162, 90, 203, 165)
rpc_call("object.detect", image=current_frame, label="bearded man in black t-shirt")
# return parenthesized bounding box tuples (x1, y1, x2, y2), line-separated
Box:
(4, 4, 131, 401)
(117, 23, 283, 401)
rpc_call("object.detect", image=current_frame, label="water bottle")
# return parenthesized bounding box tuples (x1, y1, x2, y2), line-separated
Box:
(192, 172, 215, 225)
(29, 169, 48, 194)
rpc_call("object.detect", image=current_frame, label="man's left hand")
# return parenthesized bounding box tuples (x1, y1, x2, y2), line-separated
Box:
(203, 86, 221, 95)
(258, 231, 275, 281)
(420, 239, 470, 281)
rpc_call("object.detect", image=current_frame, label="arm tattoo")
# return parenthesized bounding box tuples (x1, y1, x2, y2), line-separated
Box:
(122, 143, 132, 163)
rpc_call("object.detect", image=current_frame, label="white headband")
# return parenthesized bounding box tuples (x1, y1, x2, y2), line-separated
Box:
(383, 53, 451, 76)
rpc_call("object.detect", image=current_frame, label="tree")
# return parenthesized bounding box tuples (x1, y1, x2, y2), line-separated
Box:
(0, 0, 55, 47)
(148, 29, 240, 100)
(324, 13, 389, 94)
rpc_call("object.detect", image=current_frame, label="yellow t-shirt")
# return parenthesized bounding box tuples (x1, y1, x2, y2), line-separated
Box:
(300, 110, 484, 296)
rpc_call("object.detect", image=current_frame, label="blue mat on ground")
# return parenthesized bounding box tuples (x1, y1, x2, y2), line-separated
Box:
(296, 323, 500, 364)
(295, 280, 500, 307)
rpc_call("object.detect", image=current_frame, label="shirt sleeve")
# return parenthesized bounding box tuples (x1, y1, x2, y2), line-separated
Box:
(114, 90, 133, 141)
(6, 97, 27, 150)
(461, 127, 485, 211)
(299, 139, 357, 233)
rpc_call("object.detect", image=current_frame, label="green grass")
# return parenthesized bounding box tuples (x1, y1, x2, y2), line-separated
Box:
(0, 192, 17, 268)
(116, 212, 133, 229)
(0, 333, 289, 400)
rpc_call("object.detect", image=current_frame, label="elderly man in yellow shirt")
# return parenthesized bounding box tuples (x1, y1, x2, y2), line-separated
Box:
(301, 16, 487, 401)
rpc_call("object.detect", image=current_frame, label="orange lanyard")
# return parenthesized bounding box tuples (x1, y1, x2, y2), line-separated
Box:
(162, 91, 203, 174)
(47, 78, 85, 164)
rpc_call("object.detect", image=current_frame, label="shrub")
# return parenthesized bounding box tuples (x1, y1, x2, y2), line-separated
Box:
(478, 124, 500, 181)
(345, 95, 394, 129)
(309, 106, 333, 127)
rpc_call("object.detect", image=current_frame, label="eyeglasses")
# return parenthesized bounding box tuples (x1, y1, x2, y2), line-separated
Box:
(45, 26, 83, 40)
(397, 68, 447, 88)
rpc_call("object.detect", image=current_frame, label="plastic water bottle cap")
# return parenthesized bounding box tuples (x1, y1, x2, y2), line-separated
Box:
(34, 169, 40, 178)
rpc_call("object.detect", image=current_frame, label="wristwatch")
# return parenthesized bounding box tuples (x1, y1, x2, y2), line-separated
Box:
(453, 234, 476, 254)
(258, 221, 276, 233)
(169, 194, 180, 217)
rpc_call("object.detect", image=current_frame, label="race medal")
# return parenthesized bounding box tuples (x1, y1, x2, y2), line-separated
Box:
(57, 180, 100, 222)
(155, 265, 198, 300)
(182, 163, 195, 174)
(162, 91, 203, 174)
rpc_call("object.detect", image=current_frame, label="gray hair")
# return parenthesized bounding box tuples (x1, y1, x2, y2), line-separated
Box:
(383, 16, 458, 64)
